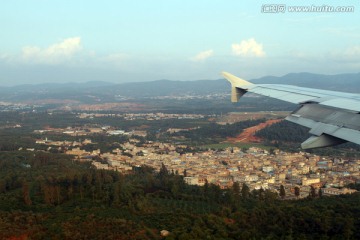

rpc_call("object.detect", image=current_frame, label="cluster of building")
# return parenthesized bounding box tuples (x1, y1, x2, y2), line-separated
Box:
(78, 112, 206, 121)
(34, 126, 147, 137)
(0, 102, 35, 112)
(35, 138, 94, 148)
(122, 113, 206, 121)
(149, 93, 228, 100)
(35, 136, 359, 199)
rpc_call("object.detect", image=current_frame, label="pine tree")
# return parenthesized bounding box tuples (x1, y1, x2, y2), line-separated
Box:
(259, 187, 265, 200)
(232, 182, 240, 200)
(318, 188, 323, 198)
(310, 186, 316, 198)
(160, 163, 168, 177)
(22, 182, 32, 206)
(241, 183, 250, 199)
(280, 185, 286, 199)
(294, 186, 300, 199)
(113, 181, 121, 206)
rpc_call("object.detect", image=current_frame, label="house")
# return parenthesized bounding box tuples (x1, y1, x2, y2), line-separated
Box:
(322, 187, 357, 196)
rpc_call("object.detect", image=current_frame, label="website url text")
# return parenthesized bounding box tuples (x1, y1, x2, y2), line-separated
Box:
(261, 4, 355, 13)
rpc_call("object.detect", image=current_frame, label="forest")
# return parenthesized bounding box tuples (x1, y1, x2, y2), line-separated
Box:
(168, 119, 266, 145)
(0, 151, 359, 239)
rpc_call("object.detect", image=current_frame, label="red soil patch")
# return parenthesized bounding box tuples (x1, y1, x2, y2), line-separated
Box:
(6, 234, 28, 240)
(227, 119, 282, 143)
(224, 218, 235, 225)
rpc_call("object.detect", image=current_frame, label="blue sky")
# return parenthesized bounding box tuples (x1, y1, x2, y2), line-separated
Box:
(0, 0, 359, 85)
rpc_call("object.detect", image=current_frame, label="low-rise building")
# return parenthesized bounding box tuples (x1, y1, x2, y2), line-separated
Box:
(322, 187, 357, 196)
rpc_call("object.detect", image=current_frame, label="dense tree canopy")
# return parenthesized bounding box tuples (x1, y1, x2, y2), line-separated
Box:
(0, 151, 359, 239)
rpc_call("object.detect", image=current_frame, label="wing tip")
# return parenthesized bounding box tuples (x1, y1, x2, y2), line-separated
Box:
(221, 72, 253, 88)
(221, 72, 252, 102)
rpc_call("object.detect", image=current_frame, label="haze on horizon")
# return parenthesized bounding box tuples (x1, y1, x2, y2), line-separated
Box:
(1, 0, 359, 86)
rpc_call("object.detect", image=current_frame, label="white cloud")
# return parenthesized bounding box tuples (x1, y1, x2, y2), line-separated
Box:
(328, 46, 360, 63)
(191, 49, 214, 62)
(0, 54, 10, 62)
(101, 53, 130, 65)
(232, 38, 265, 57)
(21, 37, 82, 64)
(323, 27, 360, 38)
(343, 46, 360, 58)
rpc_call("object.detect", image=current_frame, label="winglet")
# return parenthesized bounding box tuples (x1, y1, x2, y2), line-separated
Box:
(222, 72, 254, 103)
(222, 72, 253, 88)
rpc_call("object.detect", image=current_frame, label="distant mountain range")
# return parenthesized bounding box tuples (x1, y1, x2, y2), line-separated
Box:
(252, 72, 360, 92)
(1, 72, 359, 102)
(110, 72, 360, 97)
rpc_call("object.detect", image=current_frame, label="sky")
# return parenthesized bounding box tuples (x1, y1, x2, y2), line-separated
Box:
(0, 0, 359, 85)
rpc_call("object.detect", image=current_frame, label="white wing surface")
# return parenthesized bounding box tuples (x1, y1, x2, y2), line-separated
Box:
(223, 72, 360, 149)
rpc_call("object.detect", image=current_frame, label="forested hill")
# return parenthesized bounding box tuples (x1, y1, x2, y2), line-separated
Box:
(1, 151, 360, 239)
(101, 72, 360, 97)
(0, 72, 359, 101)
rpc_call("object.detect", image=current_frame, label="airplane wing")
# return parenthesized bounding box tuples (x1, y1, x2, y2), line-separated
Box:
(222, 72, 360, 149)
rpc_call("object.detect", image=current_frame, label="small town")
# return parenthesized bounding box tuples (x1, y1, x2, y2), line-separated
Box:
(33, 125, 359, 200)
